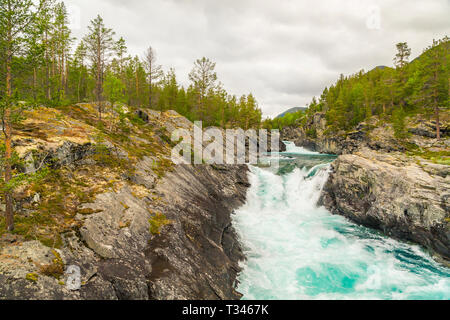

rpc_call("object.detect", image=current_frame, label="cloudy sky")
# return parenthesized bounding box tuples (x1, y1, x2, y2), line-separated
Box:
(64, 0, 450, 118)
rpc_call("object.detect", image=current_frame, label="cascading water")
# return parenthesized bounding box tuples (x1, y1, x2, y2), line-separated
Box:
(233, 143, 450, 300)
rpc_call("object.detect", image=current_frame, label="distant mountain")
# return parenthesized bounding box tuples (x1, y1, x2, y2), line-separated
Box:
(276, 107, 307, 119)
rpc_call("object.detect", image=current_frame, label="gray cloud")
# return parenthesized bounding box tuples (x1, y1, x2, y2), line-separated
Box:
(66, 0, 450, 118)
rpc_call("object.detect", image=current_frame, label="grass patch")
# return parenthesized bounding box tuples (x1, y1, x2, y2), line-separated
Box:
(408, 150, 450, 165)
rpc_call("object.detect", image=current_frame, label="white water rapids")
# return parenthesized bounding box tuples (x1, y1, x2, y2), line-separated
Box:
(232, 143, 450, 300)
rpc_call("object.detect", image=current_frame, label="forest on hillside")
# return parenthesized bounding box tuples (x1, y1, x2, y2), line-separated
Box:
(0, 1, 263, 129)
(265, 38, 450, 140)
(0, 0, 266, 231)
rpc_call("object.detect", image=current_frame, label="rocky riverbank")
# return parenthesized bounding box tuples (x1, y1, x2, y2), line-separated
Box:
(0, 105, 249, 300)
(320, 149, 449, 261)
(282, 111, 450, 261)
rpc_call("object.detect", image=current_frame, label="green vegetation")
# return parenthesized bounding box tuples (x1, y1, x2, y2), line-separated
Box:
(263, 109, 306, 130)
(0, 1, 262, 130)
(0, 1, 448, 241)
(148, 212, 172, 235)
(0, 2, 262, 232)
(317, 38, 449, 135)
(264, 38, 449, 139)
(392, 107, 408, 139)
(407, 150, 450, 165)
(26, 273, 39, 282)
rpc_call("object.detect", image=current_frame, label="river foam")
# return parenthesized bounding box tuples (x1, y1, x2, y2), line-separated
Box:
(233, 149, 450, 300)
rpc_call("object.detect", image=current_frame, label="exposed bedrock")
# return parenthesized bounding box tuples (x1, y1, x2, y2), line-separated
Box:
(320, 149, 450, 261)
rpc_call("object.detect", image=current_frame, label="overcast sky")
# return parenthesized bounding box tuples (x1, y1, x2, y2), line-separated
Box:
(64, 0, 450, 118)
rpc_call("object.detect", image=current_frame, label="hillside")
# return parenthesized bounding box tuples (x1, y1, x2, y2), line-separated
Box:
(267, 38, 449, 136)
(276, 107, 308, 119)
(0, 104, 249, 299)
(276, 38, 450, 262)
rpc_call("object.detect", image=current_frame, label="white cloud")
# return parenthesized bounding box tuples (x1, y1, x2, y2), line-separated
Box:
(65, 0, 450, 118)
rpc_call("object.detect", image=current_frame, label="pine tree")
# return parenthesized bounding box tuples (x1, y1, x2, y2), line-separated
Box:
(114, 37, 127, 76)
(73, 40, 88, 102)
(419, 39, 449, 140)
(39, 0, 55, 101)
(84, 15, 115, 120)
(0, 0, 46, 231)
(189, 57, 218, 119)
(144, 46, 163, 109)
(53, 2, 73, 102)
(394, 42, 411, 109)
(103, 73, 125, 110)
(394, 42, 411, 70)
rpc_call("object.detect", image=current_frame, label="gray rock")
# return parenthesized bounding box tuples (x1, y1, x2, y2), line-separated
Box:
(0, 160, 249, 300)
(320, 149, 450, 260)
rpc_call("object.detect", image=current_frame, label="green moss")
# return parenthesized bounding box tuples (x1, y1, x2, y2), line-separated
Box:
(408, 150, 450, 165)
(149, 212, 172, 235)
(152, 157, 174, 178)
(402, 141, 420, 152)
(11, 210, 64, 249)
(2, 103, 176, 248)
(126, 113, 146, 126)
(26, 273, 39, 282)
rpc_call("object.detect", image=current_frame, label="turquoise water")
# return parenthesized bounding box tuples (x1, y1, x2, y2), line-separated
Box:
(233, 143, 450, 300)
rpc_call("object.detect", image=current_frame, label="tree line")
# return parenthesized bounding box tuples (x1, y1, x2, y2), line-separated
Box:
(0, 0, 262, 127)
(264, 38, 450, 139)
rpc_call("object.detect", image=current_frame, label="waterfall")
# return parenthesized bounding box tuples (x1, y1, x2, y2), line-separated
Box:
(232, 146, 450, 300)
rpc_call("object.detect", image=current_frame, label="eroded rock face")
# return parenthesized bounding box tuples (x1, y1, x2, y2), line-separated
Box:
(0, 108, 250, 300)
(282, 113, 449, 260)
(281, 114, 449, 155)
(0, 161, 248, 300)
(145, 164, 248, 300)
(320, 149, 450, 260)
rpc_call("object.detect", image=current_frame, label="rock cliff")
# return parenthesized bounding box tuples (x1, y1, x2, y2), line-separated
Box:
(320, 149, 450, 261)
(0, 105, 249, 300)
(283, 111, 450, 261)
(281, 112, 449, 155)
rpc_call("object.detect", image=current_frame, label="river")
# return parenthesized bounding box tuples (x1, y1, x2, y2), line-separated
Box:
(232, 142, 450, 300)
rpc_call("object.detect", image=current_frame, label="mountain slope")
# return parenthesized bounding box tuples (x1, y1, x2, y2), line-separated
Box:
(0, 104, 249, 299)
(276, 107, 308, 119)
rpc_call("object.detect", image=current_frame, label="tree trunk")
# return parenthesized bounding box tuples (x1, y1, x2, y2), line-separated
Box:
(97, 47, 102, 120)
(77, 68, 82, 102)
(61, 50, 65, 100)
(33, 67, 37, 102)
(148, 63, 152, 108)
(435, 103, 440, 140)
(4, 41, 14, 231)
(135, 70, 139, 106)
(45, 32, 51, 100)
(149, 80, 152, 108)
